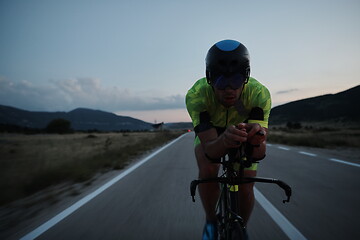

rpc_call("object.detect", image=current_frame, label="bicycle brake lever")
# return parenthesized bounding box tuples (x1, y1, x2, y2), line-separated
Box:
(190, 180, 198, 202)
(277, 180, 292, 204)
(283, 195, 291, 204)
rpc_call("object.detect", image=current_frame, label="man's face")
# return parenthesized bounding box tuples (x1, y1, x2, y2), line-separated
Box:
(210, 74, 246, 107)
(213, 85, 243, 108)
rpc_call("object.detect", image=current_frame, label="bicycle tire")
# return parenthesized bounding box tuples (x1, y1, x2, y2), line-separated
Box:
(216, 183, 228, 240)
(230, 221, 244, 240)
(228, 190, 245, 240)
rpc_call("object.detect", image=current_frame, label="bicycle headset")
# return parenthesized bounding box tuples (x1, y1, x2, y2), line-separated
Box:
(205, 39, 250, 90)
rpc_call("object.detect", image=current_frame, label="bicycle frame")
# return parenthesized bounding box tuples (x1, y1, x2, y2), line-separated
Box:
(190, 149, 292, 239)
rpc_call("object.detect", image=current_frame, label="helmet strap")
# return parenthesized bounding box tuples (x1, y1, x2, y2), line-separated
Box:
(206, 71, 212, 85)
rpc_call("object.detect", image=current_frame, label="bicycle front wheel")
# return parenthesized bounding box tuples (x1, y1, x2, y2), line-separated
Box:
(228, 187, 246, 240)
(217, 182, 235, 240)
(230, 221, 245, 240)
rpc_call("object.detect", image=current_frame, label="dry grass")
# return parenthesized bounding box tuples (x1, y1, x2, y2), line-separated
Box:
(268, 128, 360, 148)
(0, 131, 182, 206)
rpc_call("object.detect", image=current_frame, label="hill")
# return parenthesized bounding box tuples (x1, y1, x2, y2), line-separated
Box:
(0, 106, 152, 131)
(164, 122, 193, 130)
(269, 85, 360, 126)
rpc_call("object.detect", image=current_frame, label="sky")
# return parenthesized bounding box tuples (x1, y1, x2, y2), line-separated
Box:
(0, 0, 359, 123)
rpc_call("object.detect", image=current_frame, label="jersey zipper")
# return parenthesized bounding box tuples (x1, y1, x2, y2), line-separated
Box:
(225, 109, 229, 128)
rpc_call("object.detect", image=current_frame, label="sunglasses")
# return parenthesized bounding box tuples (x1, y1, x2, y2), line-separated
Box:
(212, 73, 247, 90)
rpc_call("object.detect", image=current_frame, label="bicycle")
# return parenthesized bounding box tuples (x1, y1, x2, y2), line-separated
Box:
(190, 143, 292, 240)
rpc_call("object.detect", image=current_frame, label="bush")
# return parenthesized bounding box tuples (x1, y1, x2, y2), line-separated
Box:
(46, 118, 73, 134)
(286, 121, 302, 129)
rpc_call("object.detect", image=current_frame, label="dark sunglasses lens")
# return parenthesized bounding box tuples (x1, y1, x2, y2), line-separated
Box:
(213, 76, 226, 89)
(213, 74, 245, 90)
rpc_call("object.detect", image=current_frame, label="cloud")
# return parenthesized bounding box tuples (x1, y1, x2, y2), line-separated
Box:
(0, 77, 185, 112)
(276, 88, 299, 94)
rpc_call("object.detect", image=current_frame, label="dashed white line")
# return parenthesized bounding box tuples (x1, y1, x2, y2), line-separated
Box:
(271, 145, 359, 168)
(298, 151, 317, 157)
(278, 146, 290, 151)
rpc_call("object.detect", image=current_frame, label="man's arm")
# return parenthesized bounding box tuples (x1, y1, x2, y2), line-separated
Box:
(197, 128, 228, 160)
(198, 123, 267, 161)
(246, 124, 268, 160)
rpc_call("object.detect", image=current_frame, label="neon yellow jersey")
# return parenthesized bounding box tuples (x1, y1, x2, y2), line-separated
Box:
(186, 77, 271, 133)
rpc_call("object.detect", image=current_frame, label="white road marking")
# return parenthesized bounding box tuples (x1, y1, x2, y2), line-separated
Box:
(254, 188, 308, 240)
(278, 146, 290, 151)
(298, 151, 317, 157)
(329, 158, 360, 168)
(19, 134, 187, 240)
(271, 144, 359, 168)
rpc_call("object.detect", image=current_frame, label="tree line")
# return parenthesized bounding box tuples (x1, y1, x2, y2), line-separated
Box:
(0, 118, 153, 134)
(0, 118, 73, 134)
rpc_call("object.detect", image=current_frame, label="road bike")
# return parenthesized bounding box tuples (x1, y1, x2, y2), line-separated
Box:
(190, 143, 292, 240)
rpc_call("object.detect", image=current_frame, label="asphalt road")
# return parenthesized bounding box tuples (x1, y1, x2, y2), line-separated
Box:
(19, 132, 360, 240)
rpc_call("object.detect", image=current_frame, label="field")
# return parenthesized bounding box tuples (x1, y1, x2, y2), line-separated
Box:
(0, 131, 183, 206)
(1, 127, 359, 207)
(268, 127, 360, 149)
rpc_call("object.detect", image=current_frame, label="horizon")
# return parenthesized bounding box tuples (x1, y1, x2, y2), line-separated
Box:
(2, 84, 358, 123)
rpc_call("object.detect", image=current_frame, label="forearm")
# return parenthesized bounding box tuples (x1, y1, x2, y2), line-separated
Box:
(205, 137, 266, 161)
(198, 124, 267, 161)
(202, 134, 228, 159)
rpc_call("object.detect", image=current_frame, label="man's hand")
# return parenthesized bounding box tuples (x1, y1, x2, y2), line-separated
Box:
(222, 125, 247, 148)
(240, 123, 267, 146)
(222, 123, 267, 148)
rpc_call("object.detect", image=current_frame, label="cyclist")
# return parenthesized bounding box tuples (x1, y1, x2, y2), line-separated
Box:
(186, 39, 271, 240)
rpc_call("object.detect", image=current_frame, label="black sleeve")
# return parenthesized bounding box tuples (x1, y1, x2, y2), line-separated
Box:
(194, 111, 213, 133)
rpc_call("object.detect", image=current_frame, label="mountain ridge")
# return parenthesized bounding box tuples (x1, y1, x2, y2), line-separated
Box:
(269, 85, 360, 126)
(1, 85, 359, 131)
(0, 105, 152, 131)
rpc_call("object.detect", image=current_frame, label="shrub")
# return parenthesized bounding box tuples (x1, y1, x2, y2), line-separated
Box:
(46, 119, 73, 134)
(286, 121, 302, 129)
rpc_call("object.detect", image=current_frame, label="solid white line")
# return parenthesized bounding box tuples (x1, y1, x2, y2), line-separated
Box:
(19, 134, 187, 240)
(298, 151, 317, 157)
(254, 188, 308, 240)
(329, 158, 360, 168)
(278, 146, 290, 151)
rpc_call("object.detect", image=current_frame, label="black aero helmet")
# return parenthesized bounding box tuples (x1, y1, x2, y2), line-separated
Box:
(206, 40, 250, 87)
